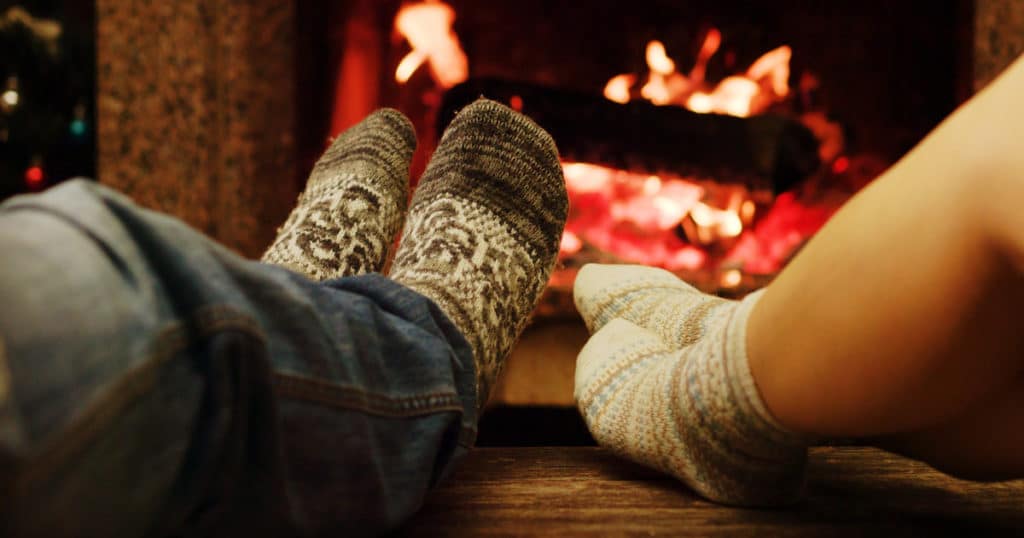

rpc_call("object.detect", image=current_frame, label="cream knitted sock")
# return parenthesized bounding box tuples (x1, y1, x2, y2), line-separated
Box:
(390, 99, 568, 409)
(262, 109, 415, 279)
(573, 263, 812, 506)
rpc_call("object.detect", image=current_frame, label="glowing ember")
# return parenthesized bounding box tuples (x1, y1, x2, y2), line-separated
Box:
(558, 158, 844, 282)
(722, 191, 840, 275)
(603, 30, 792, 118)
(559, 161, 757, 272)
(394, 0, 468, 88)
(720, 269, 742, 289)
(560, 230, 583, 256)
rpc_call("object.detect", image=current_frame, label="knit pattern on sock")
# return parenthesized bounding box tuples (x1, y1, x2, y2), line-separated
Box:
(574, 267, 811, 506)
(574, 263, 728, 346)
(262, 108, 415, 280)
(390, 99, 568, 408)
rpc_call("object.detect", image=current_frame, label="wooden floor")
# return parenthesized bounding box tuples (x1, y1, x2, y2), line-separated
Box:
(398, 447, 1024, 537)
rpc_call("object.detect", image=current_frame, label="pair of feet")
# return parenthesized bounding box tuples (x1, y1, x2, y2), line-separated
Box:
(573, 265, 816, 506)
(262, 99, 568, 409)
(263, 98, 810, 507)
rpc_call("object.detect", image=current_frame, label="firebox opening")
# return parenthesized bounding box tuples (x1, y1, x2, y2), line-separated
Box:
(297, 0, 970, 430)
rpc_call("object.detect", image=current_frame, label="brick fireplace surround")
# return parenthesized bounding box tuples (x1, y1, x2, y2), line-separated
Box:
(95, 1, 1024, 409)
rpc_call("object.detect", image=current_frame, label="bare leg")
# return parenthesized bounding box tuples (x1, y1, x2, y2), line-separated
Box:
(572, 56, 1024, 503)
(747, 54, 1024, 476)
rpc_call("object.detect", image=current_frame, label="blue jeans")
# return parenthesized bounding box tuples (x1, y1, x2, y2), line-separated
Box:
(0, 180, 478, 537)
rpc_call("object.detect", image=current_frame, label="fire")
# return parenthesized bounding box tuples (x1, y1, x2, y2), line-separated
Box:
(563, 30, 816, 283)
(394, 0, 468, 88)
(603, 30, 792, 118)
(383, 5, 844, 291)
(722, 191, 839, 275)
(720, 269, 742, 289)
(603, 74, 635, 104)
(559, 162, 758, 271)
(559, 159, 840, 279)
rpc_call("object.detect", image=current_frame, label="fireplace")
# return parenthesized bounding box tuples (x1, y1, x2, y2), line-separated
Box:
(284, 0, 976, 422)
(97, 0, 1022, 433)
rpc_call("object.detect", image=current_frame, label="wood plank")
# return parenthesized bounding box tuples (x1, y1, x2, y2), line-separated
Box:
(398, 447, 1024, 536)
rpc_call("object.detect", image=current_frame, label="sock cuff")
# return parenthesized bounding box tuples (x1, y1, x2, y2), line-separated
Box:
(724, 288, 815, 447)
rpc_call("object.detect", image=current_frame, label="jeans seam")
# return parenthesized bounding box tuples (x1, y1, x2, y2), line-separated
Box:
(271, 371, 465, 418)
(12, 305, 266, 495)
(11, 301, 478, 493)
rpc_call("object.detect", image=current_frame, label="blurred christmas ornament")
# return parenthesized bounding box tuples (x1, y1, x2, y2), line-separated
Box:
(1, 76, 18, 113)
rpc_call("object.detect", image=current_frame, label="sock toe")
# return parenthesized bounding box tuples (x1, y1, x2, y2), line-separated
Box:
(574, 317, 673, 415)
(574, 263, 713, 342)
(262, 108, 416, 279)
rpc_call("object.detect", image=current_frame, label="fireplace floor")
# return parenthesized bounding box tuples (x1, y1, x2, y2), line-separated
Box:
(490, 319, 589, 407)
(473, 319, 595, 446)
(447, 325, 1024, 535)
(398, 446, 1024, 536)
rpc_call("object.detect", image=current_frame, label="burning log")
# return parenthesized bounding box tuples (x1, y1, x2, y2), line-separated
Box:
(439, 78, 821, 193)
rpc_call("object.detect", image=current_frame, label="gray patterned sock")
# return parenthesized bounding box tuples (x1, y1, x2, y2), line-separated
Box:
(390, 99, 568, 409)
(262, 109, 416, 279)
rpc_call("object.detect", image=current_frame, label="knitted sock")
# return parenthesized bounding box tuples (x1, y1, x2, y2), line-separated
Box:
(573, 263, 813, 506)
(390, 99, 568, 409)
(574, 263, 729, 345)
(262, 109, 416, 280)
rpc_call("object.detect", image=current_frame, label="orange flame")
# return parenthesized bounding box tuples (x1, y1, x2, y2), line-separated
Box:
(394, 1, 468, 88)
(603, 74, 635, 104)
(688, 28, 720, 86)
(747, 45, 791, 97)
(645, 41, 676, 74)
(603, 30, 792, 118)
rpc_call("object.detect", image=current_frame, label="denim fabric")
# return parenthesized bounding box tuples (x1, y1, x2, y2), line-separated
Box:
(0, 179, 478, 537)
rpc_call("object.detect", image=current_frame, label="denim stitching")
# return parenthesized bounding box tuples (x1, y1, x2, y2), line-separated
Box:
(272, 372, 465, 418)
(13, 322, 192, 495)
(12, 306, 265, 493)
(14, 303, 476, 489)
